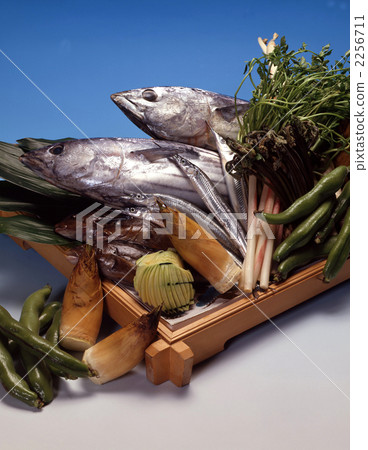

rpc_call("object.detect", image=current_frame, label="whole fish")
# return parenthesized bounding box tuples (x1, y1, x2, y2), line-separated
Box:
(20, 138, 228, 210)
(110, 87, 249, 150)
(171, 154, 248, 258)
(55, 213, 172, 250)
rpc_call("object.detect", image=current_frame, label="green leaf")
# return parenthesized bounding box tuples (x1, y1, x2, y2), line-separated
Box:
(17, 137, 75, 152)
(0, 181, 54, 212)
(0, 180, 96, 227)
(0, 215, 76, 245)
(0, 141, 79, 200)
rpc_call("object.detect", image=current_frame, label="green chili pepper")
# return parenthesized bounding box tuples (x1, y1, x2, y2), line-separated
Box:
(315, 180, 350, 244)
(256, 166, 348, 225)
(0, 335, 43, 409)
(19, 285, 54, 404)
(323, 208, 350, 282)
(0, 306, 95, 378)
(273, 198, 335, 262)
(274, 235, 338, 282)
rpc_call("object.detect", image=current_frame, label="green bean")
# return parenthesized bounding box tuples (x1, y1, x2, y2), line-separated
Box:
(0, 306, 95, 378)
(273, 198, 335, 263)
(323, 208, 350, 282)
(274, 235, 338, 281)
(44, 310, 77, 380)
(257, 166, 348, 225)
(45, 309, 61, 346)
(4, 339, 18, 357)
(39, 301, 62, 331)
(19, 285, 54, 404)
(5, 300, 61, 357)
(315, 180, 350, 244)
(0, 335, 43, 409)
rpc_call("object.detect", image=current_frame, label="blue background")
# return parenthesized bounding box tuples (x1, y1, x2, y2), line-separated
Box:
(0, 0, 349, 143)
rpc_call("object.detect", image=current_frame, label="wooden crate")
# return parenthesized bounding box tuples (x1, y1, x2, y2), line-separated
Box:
(2, 230, 349, 387)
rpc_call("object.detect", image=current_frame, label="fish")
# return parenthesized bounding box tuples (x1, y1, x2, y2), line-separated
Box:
(20, 138, 228, 210)
(63, 241, 148, 284)
(171, 154, 248, 258)
(110, 87, 249, 150)
(211, 129, 248, 231)
(116, 192, 242, 259)
(55, 213, 172, 250)
(96, 242, 149, 284)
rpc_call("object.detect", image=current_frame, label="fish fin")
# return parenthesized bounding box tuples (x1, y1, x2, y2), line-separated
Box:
(214, 103, 249, 122)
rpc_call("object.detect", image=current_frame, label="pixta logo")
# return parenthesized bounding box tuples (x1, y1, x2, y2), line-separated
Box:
(76, 203, 124, 250)
(75, 202, 275, 250)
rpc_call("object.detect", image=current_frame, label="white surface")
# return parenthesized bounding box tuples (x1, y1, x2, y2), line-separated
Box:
(0, 234, 349, 450)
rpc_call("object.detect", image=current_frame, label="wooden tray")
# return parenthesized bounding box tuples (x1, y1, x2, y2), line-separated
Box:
(2, 220, 349, 387)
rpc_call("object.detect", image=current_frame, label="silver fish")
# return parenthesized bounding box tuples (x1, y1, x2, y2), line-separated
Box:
(171, 154, 247, 258)
(118, 192, 241, 258)
(211, 129, 248, 231)
(20, 138, 228, 210)
(110, 87, 249, 150)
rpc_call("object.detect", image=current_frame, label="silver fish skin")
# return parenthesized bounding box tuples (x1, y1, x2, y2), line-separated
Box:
(211, 129, 248, 231)
(118, 192, 242, 258)
(20, 138, 227, 210)
(171, 154, 248, 258)
(110, 87, 249, 150)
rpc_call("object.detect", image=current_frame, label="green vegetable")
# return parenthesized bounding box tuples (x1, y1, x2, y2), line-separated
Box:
(257, 166, 348, 225)
(0, 215, 76, 245)
(19, 286, 54, 404)
(315, 180, 350, 244)
(323, 208, 350, 282)
(229, 37, 349, 207)
(4, 339, 18, 357)
(273, 198, 335, 262)
(39, 302, 62, 331)
(0, 305, 95, 378)
(45, 309, 62, 346)
(0, 335, 43, 409)
(235, 37, 349, 157)
(0, 181, 55, 213)
(275, 235, 338, 281)
(44, 310, 76, 379)
(134, 249, 195, 315)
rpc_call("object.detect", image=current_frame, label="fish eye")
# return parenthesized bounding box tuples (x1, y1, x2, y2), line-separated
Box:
(142, 89, 158, 102)
(50, 145, 64, 155)
(129, 207, 136, 213)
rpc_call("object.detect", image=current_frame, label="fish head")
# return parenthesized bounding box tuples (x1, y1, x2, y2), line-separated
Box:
(54, 214, 77, 238)
(111, 87, 211, 145)
(170, 154, 198, 177)
(119, 205, 147, 219)
(119, 191, 156, 208)
(20, 139, 124, 195)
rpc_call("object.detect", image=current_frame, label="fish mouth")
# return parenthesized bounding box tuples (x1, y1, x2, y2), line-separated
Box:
(19, 152, 46, 173)
(19, 151, 55, 184)
(110, 91, 161, 140)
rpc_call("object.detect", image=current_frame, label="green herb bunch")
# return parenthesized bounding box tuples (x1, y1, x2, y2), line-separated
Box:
(235, 37, 350, 163)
